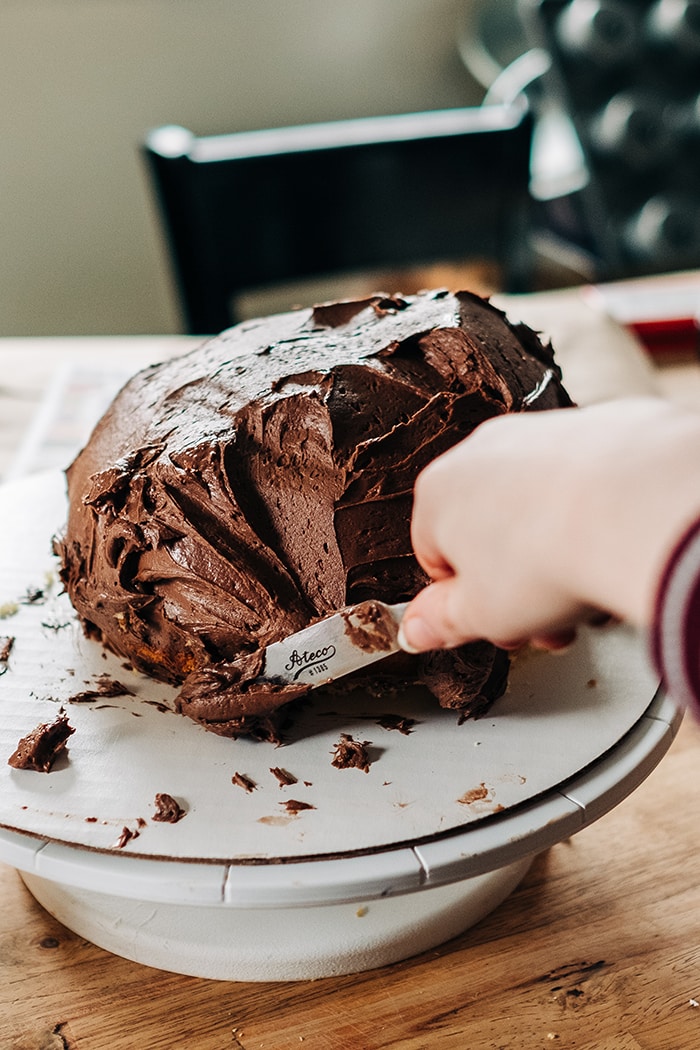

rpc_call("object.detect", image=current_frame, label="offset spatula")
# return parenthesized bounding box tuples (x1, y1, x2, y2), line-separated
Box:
(261, 600, 409, 689)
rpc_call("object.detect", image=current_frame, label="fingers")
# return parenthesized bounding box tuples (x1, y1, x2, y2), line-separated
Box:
(399, 399, 695, 656)
(398, 578, 477, 653)
(398, 593, 608, 656)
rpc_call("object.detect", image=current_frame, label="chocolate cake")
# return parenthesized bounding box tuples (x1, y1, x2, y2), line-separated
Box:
(55, 290, 573, 740)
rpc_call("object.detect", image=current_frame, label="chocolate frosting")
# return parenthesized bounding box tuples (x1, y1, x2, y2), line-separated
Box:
(56, 290, 573, 738)
(8, 713, 75, 772)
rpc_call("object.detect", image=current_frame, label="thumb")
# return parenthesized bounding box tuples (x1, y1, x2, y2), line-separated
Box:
(398, 579, 476, 653)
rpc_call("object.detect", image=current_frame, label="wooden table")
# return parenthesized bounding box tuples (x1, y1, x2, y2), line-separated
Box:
(3, 290, 700, 1049)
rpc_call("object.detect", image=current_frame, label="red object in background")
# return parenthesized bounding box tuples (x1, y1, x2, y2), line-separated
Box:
(630, 316, 699, 356)
(583, 274, 700, 358)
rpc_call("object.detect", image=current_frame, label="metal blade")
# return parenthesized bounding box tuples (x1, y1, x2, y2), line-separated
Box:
(262, 600, 408, 689)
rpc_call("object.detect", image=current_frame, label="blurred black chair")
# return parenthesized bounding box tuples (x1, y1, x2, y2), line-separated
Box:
(143, 103, 534, 335)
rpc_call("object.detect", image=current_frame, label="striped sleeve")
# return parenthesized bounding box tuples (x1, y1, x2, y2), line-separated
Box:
(651, 515, 700, 710)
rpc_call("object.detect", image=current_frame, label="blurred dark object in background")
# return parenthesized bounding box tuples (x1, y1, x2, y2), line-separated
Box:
(144, 105, 533, 335)
(517, 0, 700, 282)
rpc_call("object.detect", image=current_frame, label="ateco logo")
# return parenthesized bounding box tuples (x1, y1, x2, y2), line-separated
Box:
(284, 645, 337, 680)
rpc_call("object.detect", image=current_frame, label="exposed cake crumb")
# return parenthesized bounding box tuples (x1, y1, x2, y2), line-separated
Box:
(331, 733, 371, 772)
(152, 792, 187, 823)
(8, 713, 75, 772)
(232, 772, 257, 793)
(270, 766, 298, 788)
(458, 783, 491, 805)
(0, 601, 19, 620)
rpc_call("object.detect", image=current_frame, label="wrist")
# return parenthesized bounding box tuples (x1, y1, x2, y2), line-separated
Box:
(651, 514, 700, 708)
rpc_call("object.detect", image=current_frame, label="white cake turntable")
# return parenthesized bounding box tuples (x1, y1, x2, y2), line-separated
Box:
(0, 472, 681, 980)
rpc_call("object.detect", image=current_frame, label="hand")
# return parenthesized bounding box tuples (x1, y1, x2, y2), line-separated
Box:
(399, 397, 700, 653)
